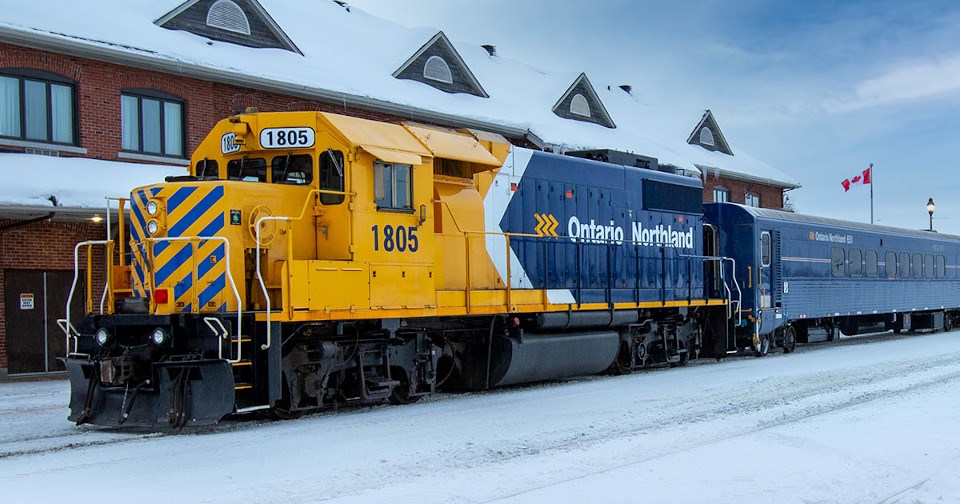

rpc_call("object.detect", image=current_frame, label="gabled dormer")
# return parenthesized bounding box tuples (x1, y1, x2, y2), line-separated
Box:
(687, 110, 732, 155)
(551, 73, 615, 129)
(392, 32, 489, 98)
(155, 0, 302, 55)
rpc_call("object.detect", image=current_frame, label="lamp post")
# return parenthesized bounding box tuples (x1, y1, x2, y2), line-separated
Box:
(927, 197, 935, 231)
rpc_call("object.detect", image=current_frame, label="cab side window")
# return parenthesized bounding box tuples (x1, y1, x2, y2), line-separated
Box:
(375, 161, 412, 211)
(320, 150, 345, 205)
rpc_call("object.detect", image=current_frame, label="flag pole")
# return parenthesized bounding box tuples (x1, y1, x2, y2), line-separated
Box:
(869, 162, 874, 224)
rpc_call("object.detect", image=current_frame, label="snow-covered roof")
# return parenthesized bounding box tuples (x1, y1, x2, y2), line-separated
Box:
(0, 0, 798, 188)
(0, 154, 185, 214)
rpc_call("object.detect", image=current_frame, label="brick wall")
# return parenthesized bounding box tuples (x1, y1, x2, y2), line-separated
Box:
(702, 174, 785, 209)
(0, 219, 106, 370)
(0, 43, 406, 161)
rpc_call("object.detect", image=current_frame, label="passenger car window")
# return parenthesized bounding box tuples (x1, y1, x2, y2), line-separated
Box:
(849, 248, 863, 276)
(912, 252, 922, 278)
(884, 251, 897, 279)
(831, 247, 845, 277)
(865, 250, 878, 278)
(899, 252, 909, 278)
(924, 254, 934, 279)
(936, 255, 946, 278)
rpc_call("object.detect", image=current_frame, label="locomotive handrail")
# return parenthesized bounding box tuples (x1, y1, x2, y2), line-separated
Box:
(252, 188, 356, 351)
(255, 215, 289, 351)
(721, 258, 743, 324)
(63, 240, 113, 357)
(146, 236, 243, 363)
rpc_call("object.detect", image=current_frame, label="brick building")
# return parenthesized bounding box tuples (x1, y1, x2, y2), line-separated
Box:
(0, 0, 798, 376)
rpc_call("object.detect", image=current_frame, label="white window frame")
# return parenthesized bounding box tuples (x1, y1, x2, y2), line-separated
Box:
(745, 192, 760, 207)
(423, 56, 453, 84)
(713, 186, 730, 203)
(570, 93, 591, 117)
(699, 127, 715, 146)
(206, 0, 251, 35)
(374, 161, 413, 211)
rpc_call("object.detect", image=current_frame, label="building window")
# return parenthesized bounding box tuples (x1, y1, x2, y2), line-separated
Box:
(570, 94, 591, 117)
(375, 161, 412, 210)
(423, 56, 453, 84)
(713, 186, 730, 203)
(121, 90, 185, 157)
(699, 127, 715, 146)
(207, 0, 251, 35)
(745, 192, 760, 207)
(0, 69, 76, 145)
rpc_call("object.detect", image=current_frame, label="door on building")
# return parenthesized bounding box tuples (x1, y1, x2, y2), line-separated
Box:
(3, 270, 85, 375)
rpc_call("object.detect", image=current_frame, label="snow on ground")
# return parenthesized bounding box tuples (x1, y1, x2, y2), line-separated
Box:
(2, 332, 960, 503)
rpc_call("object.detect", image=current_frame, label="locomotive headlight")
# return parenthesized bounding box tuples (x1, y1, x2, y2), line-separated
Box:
(146, 200, 159, 216)
(146, 220, 160, 236)
(96, 327, 111, 346)
(151, 328, 169, 346)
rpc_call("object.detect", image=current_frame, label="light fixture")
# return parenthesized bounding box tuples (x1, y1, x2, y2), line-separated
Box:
(151, 328, 169, 346)
(927, 197, 935, 231)
(96, 327, 110, 346)
(147, 220, 159, 235)
(147, 200, 159, 216)
(91, 214, 103, 223)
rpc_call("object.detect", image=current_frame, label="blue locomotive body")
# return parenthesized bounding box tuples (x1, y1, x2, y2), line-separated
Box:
(500, 150, 707, 307)
(706, 202, 960, 352)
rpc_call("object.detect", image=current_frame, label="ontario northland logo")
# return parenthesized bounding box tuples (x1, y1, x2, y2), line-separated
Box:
(533, 214, 694, 249)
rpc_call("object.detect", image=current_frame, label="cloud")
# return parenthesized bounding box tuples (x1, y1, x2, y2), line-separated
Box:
(827, 53, 960, 112)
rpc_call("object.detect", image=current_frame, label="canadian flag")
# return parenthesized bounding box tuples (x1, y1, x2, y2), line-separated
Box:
(841, 165, 872, 192)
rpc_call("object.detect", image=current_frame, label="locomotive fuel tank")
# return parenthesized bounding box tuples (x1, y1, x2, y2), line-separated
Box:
(448, 330, 621, 389)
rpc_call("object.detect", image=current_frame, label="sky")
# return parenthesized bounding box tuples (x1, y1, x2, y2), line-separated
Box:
(347, 0, 960, 234)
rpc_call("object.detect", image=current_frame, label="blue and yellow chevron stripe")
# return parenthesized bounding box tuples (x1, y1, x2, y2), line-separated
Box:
(129, 184, 228, 313)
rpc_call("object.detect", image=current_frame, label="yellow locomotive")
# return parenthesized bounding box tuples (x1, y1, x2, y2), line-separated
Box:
(63, 110, 729, 427)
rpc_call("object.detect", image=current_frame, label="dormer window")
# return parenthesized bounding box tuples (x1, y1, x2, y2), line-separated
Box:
(551, 73, 615, 128)
(423, 56, 453, 84)
(570, 94, 591, 117)
(699, 127, 715, 146)
(206, 0, 251, 35)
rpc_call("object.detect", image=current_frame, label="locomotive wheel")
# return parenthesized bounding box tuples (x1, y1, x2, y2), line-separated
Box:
(782, 326, 797, 354)
(388, 373, 422, 405)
